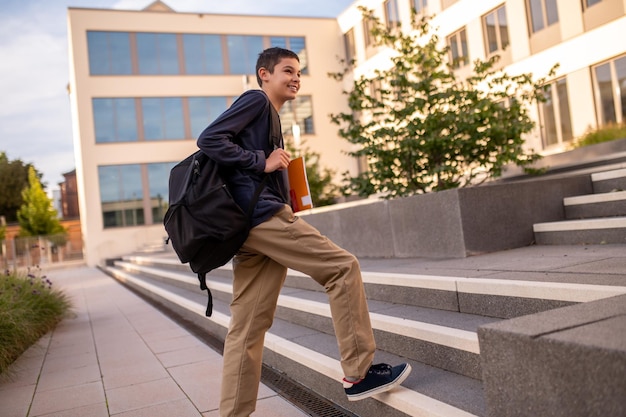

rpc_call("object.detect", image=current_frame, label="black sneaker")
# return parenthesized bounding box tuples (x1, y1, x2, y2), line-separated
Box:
(343, 363, 412, 401)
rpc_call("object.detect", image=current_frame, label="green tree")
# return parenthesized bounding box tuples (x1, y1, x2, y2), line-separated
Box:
(0, 152, 42, 223)
(330, 9, 556, 198)
(17, 167, 65, 237)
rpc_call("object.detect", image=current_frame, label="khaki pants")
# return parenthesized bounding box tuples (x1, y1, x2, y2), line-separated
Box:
(220, 205, 376, 417)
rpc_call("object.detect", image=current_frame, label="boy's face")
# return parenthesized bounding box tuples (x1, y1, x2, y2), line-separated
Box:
(260, 57, 301, 104)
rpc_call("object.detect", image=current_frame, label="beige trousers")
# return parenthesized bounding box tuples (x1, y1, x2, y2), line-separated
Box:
(219, 205, 376, 417)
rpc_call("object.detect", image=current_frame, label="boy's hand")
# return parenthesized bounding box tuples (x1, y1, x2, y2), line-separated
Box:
(264, 149, 291, 173)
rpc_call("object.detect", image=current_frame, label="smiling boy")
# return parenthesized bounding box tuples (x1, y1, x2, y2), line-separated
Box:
(197, 47, 410, 417)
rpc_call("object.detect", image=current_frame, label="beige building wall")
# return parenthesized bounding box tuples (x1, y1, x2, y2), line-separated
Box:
(68, 6, 353, 266)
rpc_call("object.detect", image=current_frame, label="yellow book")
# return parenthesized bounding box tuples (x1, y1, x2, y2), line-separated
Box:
(287, 156, 312, 212)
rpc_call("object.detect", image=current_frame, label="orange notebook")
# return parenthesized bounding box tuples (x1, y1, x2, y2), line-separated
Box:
(287, 156, 312, 212)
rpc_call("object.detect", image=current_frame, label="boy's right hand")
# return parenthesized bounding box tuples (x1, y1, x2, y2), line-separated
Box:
(264, 148, 291, 173)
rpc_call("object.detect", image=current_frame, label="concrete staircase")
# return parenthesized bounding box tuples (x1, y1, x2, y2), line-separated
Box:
(101, 250, 626, 417)
(533, 168, 626, 245)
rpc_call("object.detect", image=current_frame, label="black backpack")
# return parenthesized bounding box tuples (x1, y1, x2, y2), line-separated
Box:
(163, 92, 280, 316)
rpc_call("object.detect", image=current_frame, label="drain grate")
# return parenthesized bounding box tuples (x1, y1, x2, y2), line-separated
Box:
(261, 365, 358, 417)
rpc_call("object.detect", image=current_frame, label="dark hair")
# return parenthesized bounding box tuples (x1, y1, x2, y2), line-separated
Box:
(255, 47, 299, 87)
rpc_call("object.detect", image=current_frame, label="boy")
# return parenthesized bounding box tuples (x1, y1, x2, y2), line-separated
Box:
(197, 47, 411, 417)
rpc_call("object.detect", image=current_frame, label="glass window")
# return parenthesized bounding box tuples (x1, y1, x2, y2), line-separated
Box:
(385, 0, 401, 30)
(147, 162, 175, 224)
(188, 97, 228, 138)
(527, 0, 559, 34)
(363, 18, 374, 48)
(280, 96, 314, 137)
(447, 28, 469, 69)
(344, 29, 356, 64)
(539, 78, 572, 147)
(270, 37, 287, 49)
(227, 35, 263, 74)
(411, 0, 428, 14)
(142, 98, 185, 140)
(87, 31, 132, 75)
(593, 55, 626, 126)
(183, 34, 224, 74)
(136, 33, 179, 75)
(99, 164, 144, 228)
(483, 6, 509, 55)
(583, 0, 602, 8)
(93, 98, 138, 143)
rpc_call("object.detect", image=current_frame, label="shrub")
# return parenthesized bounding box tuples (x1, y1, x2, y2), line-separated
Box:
(573, 123, 626, 148)
(0, 268, 71, 374)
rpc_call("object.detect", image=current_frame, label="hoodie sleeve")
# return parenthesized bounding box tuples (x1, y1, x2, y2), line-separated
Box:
(196, 90, 269, 174)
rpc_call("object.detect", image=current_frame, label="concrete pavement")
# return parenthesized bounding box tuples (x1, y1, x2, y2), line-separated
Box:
(0, 265, 309, 417)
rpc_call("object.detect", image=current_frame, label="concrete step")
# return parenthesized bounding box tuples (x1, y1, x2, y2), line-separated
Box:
(102, 250, 626, 417)
(112, 259, 492, 379)
(533, 217, 626, 245)
(125, 255, 626, 319)
(564, 190, 626, 219)
(103, 264, 485, 417)
(592, 168, 626, 193)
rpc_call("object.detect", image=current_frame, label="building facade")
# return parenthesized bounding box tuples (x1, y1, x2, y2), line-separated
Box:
(67, 2, 354, 266)
(68, 0, 626, 266)
(339, 0, 626, 154)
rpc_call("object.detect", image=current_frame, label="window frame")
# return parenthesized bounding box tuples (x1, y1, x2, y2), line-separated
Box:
(446, 28, 469, 69)
(482, 5, 510, 57)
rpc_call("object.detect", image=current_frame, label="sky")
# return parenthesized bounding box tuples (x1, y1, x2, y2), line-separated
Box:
(0, 0, 354, 194)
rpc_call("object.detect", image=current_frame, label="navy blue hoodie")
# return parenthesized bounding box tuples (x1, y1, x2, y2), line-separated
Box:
(197, 89, 288, 228)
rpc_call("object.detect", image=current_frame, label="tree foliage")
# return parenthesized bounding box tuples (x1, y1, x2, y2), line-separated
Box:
(329, 9, 556, 198)
(0, 152, 42, 223)
(17, 167, 65, 238)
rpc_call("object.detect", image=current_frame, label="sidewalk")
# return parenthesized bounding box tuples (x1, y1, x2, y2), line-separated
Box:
(0, 266, 309, 417)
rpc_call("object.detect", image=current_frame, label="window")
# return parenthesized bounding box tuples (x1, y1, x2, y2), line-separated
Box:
(384, 0, 401, 30)
(483, 6, 509, 55)
(94, 97, 229, 142)
(99, 163, 176, 228)
(527, 0, 559, 33)
(141, 98, 185, 140)
(363, 18, 375, 49)
(447, 28, 469, 69)
(593, 55, 626, 126)
(147, 163, 174, 224)
(411, 0, 428, 14)
(188, 97, 228, 138)
(583, 0, 602, 8)
(87, 32, 309, 77)
(93, 98, 138, 143)
(279, 96, 314, 138)
(183, 34, 224, 74)
(99, 164, 144, 228)
(136, 33, 179, 75)
(344, 28, 356, 64)
(227, 35, 264, 74)
(539, 78, 573, 148)
(87, 31, 132, 75)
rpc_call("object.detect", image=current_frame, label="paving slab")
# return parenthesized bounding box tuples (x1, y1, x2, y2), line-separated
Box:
(0, 266, 309, 417)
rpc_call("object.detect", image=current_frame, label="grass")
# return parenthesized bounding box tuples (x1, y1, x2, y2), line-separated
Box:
(0, 268, 71, 375)
(572, 123, 626, 148)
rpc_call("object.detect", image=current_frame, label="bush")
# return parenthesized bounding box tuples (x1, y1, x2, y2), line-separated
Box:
(0, 268, 71, 374)
(573, 123, 626, 148)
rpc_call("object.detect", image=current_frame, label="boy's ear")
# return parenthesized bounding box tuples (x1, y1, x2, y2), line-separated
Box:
(258, 67, 270, 84)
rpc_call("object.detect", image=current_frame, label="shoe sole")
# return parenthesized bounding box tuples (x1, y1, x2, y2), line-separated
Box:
(346, 364, 412, 402)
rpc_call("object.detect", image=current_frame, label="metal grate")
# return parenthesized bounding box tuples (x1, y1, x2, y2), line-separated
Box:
(261, 365, 358, 417)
